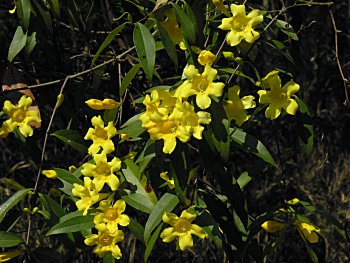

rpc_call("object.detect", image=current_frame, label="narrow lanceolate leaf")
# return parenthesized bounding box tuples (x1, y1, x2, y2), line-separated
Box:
(230, 128, 277, 167)
(0, 232, 24, 248)
(51, 129, 88, 153)
(25, 32, 37, 55)
(295, 96, 313, 156)
(91, 22, 128, 66)
(0, 188, 32, 223)
(120, 63, 141, 97)
(133, 23, 155, 81)
(16, 0, 31, 30)
(144, 193, 179, 243)
(144, 223, 163, 262)
(7, 26, 27, 62)
(122, 193, 154, 214)
(172, 3, 196, 43)
(46, 215, 94, 236)
(157, 21, 178, 69)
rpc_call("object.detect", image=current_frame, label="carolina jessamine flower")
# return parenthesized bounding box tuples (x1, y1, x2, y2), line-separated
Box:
(294, 220, 320, 243)
(85, 99, 120, 110)
(175, 64, 225, 109)
(81, 152, 121, 191)
(84, 116, 117, 155)
(0, 250, 22, 262)
(94, 199, 130, 232)
(261, 220, 286, 233)
(224, 85, 256, 126)
(160, 207, 207, 251)
(287, 198, 300, 205)
(159, 8, 185, 49)
(218, 4, 263, 46)
(160, 172, 175, 189)
(1, 95, 41, 137)
(257, 70, 300, 120)
(42, 169, 57, 179)
(72, 177, 107, 215)
(198, 50, 216, 66)
(84, 223, 124, 259)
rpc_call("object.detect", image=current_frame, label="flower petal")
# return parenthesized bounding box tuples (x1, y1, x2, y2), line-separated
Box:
(191, 224, 208, 239)
(196, 93, 211, 109)
(162, 212, 178, 225)
(178, 234, 193, 251)
(284, 81, 300, 97)
(265, 105, 281, 120)
(226, 31, 242, 46)
(230, 4, 246, 17)
(160, 227, 177, 242)
(283, 99, 298, 115)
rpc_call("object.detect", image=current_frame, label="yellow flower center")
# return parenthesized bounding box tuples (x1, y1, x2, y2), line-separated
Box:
(193, 76, 209, 92)
(173, 218, 192, 233)
(232, 16, 247, 32)
(98, 233, 114, 246)
(95, 162, 110, 177)
(92, 127, 108, 144)
(162, 120, 177, 134)
(12, 108, 26, 123)
(104, 208, 119, 221)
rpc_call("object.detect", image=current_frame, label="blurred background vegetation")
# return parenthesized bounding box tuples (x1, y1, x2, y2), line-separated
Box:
(0, 0, 349, 262)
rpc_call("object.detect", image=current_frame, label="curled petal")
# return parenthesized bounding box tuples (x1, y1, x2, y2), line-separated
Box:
(162, 212, 178, 225)
(283, 99, 298, 115)
(284, 81, 300, 97)
(160, 227, 177, 243)
(178, 234, 193, 251)
(265, 105, 281, 120)
(191, 224, 208, 239)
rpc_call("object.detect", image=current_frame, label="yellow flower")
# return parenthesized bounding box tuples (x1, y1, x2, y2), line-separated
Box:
(94, 199, 130, 232)
(1, 95, 41, 137)
(56, 94, 64, 108)
(287, 198, 300, 205)
(175, 64, 225, 109)
(0, 125, 10, 138)
(9, 5, 16, 14)
(160, 207, 207, 251)
(159, 8, 183, 46)
(224, 85, 256, 126)
(0, 250, 22, 262)
(85, 99, 120, 110)
(212, 0, 230, 16)
(261, 220, 286, 233)
(218, 4, 263, 46)
(120, 133, 129, 141)
(84, 116, 117, 155)
(257, 70, 300, 120)
(72, 177, 107, 215)
(160, 172, 175, 189)
(198, 50, 216, 66)
(42, 169, 57, 179)
(84, 223, 124, 259)
(81, 152, 121, 191)
(294, 220, 320, 243)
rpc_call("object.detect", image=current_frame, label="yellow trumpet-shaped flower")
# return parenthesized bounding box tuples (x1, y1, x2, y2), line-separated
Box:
(72, 177, 107, 215)
(81, 152, 121, 191)
(1, 95, 41, 137)
(224, 85, 256, 126)
(84, 223, 124, 259)
(218, 4, 263, 46)
(94, 199, 130, 232)
(294, 220, 320, 243)
(84, 116, 117, 155)
(160, 207, 208, 251)
(42, 169, 57, 179)
(257, 70, 300, 120)
(261, 220, 286, 233)
(197, 50, 216, 66)
(160, 172, 175, 189)
(85, 99, 120, 110)
(175, 64, 225, 109)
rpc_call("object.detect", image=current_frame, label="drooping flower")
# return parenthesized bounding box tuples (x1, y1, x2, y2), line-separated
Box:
(72, 177, 107, 215)
(261, 220, 286, 233)
(84, 116, 117, 155)
(294, 220, 320, 243)
(81, 152, 121, 191)
(84, 223, 124, 259)
(175, 64, 225, 109)
(198, 50, 216, 66)
(160, 207, 208, 251)
(42, 169, 57, 179)
(85, 99, 120, 110)
(160, 172, 175, 189)
(224, 85, 256, 126)
(158, 8, 185, 48)
(218, 4, 263, 46)
(94, 199, 130, 232)
(1, 95, 41, 137)
(257, 70, 300, 120)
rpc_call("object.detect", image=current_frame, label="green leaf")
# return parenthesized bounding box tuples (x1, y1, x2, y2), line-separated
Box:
(15, 0, 31, 30)
(128, 217, 145, 243)
(0, 188, 32, 223)
(25, 31, 37, 55)
(103, 252, 115, 263)
(144, 223, 163, 262)
(133, 22, 156, 81)
(0, 232, 24, 248)
(157, 21, 178, 69)
(30, 247, 61, 263)
(46, 215, 94, 236)
(7, 26, 27, 62)
(48, 0, 60, 17)
(276, 20, 299, 41)
(54, 168, 83, 195)
(119, 114, 145, 138)
(91, 22, 128, 66)
(103, 107, 119, 124)
(144, 193, 179, 243)
(172, 3, 196, 43)
(39, 194, 66, 221)
(51, 129, 88, 153)
(295, 96, 313, 156)
(237, 171, 252, 190)
(230, 128, 277, 167)
(120, 63, 141, 97)
(122, 193, 154, 214)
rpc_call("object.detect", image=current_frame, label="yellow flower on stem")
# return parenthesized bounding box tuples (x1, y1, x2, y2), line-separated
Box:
(294, 220, 320, 243)
(42, 169, 57, 179)
(175, 64, 225, 109)
(197, 50, 216, 66)
(1, 95, 41, 137)
(72, 177, 107, 215)
(287, 198, 300, 205)
(218, 4, 263, 46)
(257, 70, 300, 120)
(84, 223, 124, 259)
(160, 207, 208, 251)
(81, 152, 121, 191)
(224, 85, 256, 126)
(94, 199, 130, 232)
(261, 220, 286, 233)
(0, 250, 22, 262)
(160, 172, 175, 189)
(85, 99, 120, 110)
(84, 116, 117, 155)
